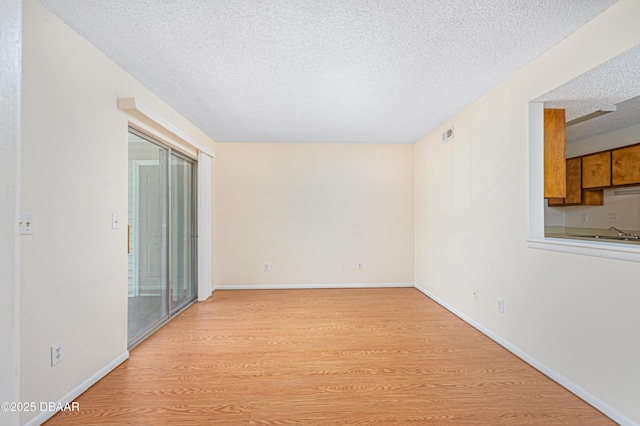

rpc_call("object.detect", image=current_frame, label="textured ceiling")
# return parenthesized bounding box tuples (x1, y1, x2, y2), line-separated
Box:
(566, 95, 640, 144)
(537, 45, 640, 144)
(38, 0, 617, 143)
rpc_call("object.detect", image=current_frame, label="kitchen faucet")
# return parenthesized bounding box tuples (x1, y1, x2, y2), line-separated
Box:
(609, 226, 628, 236)
(609, 226, 637, 237)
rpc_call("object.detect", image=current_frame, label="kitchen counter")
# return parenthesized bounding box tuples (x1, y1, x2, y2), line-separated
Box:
(545, 227, 640, 246)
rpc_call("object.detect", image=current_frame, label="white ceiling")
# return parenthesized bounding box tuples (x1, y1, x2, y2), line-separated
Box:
(564, 94, 640, 144)
(535, 44, 640, 144)
(38, 0, 618, 144)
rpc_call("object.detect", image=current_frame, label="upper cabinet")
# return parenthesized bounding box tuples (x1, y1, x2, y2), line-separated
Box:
(544, 109, 566, 198)
(547, 143, 640, 207)
(564, 157, 582, 205)
(582, 151, 611, 189)
(547, 157, 604, 206)
(542, 108, 640, 205)
(612, 144, 640, 186)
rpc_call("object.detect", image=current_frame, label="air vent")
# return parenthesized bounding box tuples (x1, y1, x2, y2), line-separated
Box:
(613, 186, 640, 196)
(442, 126, 454, 143)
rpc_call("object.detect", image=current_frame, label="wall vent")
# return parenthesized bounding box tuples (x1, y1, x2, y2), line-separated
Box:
(442, 126, 454, 143)
(613, 186, 640, 196)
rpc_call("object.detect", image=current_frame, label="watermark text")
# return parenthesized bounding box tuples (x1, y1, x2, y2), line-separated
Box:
(1, 401, 80, 412)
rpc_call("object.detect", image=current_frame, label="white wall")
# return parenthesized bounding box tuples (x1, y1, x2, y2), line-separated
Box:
(415, 1, 640, 424)
(215, 143, 414, 287)
(20, 1, 216, 424)
(567, 123, 640, 158)
(0, 1, 21, 425)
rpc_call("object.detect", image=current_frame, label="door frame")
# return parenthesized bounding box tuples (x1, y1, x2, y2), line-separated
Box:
(168, 150, 198, 315)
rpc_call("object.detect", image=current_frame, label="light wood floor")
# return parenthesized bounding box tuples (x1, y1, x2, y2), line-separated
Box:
(47, 288, 612, 425)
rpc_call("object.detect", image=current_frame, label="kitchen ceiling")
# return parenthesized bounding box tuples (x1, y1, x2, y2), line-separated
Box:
(566, 94, 640, 144)
(535, 44, 640, 144)
(38, 0, 618, 144)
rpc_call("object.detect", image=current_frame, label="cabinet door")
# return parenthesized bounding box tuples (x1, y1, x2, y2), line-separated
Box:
(612, 144, 640, 186)
(582, 151, 611, 189)
(548, 197, 564, 206)
(582, 189, 604, 206)
(564, 157, 582, 204)
(544, 109, 566, 198)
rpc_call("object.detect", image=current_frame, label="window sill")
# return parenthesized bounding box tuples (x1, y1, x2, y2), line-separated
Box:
(527, 237, 640, 263)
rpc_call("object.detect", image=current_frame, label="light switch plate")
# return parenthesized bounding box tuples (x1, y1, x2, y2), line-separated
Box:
(19, 214, 34, 235)
(112, 213, 120, 229)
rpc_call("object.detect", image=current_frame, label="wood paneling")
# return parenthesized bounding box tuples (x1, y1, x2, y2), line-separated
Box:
(544, 109, 566, 198)
(46, 289, 612, 425)
(612, 143, 640, 186)
(582, 151, 611, 189)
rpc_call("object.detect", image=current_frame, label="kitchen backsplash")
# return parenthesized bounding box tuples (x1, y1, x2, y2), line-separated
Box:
(563, 187, 640, 230)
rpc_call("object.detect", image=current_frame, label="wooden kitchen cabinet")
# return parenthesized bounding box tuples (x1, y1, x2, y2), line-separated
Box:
(547, 157, 604, 206)
(612, 143, 640, 186)
(564, 157, 582, 204)
(567, 157, 604, 205)
(547, 197, 564, 206)
(548, 156, 577, 206)
(582, 189, 604, 205)
(582, 151, 611, 189)
(544, 109, 566, 198)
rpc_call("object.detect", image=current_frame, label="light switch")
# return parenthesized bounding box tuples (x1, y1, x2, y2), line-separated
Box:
(112, 213, 120, 229)
(19, 214, 34, 235)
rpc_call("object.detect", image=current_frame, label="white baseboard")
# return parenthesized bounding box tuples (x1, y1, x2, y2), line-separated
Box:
(213, 282, 414, 290)
(414, 283, 635, 426)
(25, 351, 129, 426)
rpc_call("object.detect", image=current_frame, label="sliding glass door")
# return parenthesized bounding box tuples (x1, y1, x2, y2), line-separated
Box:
(128, 129, 196, 348)
(170, 154, 196, 313)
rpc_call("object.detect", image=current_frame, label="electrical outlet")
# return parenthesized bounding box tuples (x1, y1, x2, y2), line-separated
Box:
(497, 298, 504, 314)
(581, 213, 589, 223)
(608, 213, 619, 223)
(473, 288, 478, 300)
(263, 263, 270, 272)
(356, 261, 363, 270)
(51, 342, 64, 367)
